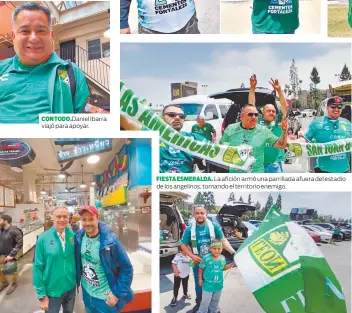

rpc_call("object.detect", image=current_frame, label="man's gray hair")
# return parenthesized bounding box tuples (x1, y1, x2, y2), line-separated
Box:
(13, 2, 52, 28)
(52, 206, 69, 216)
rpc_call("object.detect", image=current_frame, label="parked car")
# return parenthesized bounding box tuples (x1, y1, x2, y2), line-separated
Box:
(243, 221, 258, 237)
(171, 95, 232, 142)
(207, 202, 256, 260)
(309, 223, 351, 241)
(160, 194, 187, 258)
(301, 109, 317, 118)
(302, 225, 332, 243)
(304, 229, 321, 243)
(248, 220, 263, 227)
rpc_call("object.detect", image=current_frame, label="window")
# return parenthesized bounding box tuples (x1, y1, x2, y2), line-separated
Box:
(88, 39, 101, 60)
(204, 104, 219, 120)
(219, 105, 229, 118)
(102, 42, 110, 58)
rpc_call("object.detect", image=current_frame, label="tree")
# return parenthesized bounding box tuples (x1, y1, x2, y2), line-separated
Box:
(339, 64, 351, 81)
(248, 194, 252, 205)
(254, 201, 261, 211)
(228, 192, 235, 203)
(240, 82, 245, 88)
(194, 192, 216, 211)
(313, 210, 319, 220)
(309, 67, 322, 110)
(262, 194, 273, 214)
(276, 194, 282, 211)
(238, 196, 244, 203)
(286, 59, 303, 110)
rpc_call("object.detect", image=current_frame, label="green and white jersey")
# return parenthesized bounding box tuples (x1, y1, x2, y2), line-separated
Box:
(137, 0, 196, 33)
(349, 0, 352, 28)
(258, 112, 285, 164)
(191, 123, 215, 141)
(252, 0, 299, 34)
(81, 233, 111, 300)
(199, 254, 227, 293)
(220, 122, 279, 173)
(0, 52, 89, 124)
(305, 116, 352, 173)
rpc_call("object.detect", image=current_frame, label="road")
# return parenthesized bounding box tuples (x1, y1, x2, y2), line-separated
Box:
(221, 0, 321, 34)
(125, 0, 220, 34)
(328, 0, 349, 4)
(160, 241, 351, 312)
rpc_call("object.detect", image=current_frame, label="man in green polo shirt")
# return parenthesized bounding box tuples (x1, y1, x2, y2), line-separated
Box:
(33, 207, 76, 313)
(220, 103, 288, 173)
(252, 0, 299, 34)
(248, 75, 288, 173)
(192, 116, 216, 142)
(0, 2, 90, 124)
(304, 96, 352, 173)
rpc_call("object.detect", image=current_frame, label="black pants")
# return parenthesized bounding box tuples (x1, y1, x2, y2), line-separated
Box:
(173, 275, 189, 298)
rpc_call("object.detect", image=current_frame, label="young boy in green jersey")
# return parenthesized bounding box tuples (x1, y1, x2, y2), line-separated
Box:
(197, 240, 235, 313)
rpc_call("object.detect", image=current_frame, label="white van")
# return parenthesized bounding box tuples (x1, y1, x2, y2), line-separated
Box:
(171, 95, 232, 142)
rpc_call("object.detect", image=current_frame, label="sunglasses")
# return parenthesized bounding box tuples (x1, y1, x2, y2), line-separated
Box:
(328, 104, 343, 110)
(246, 113, 259, 117)
(164, 112, 186, 119)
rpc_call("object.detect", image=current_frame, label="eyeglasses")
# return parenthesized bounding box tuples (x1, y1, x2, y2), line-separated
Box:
(164, 112, 186, 119)
(328, 104, 343, 110)
(246, 113, 259, 117)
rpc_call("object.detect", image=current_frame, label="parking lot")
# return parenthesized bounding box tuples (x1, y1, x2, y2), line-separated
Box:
(160, 240, 351, 313)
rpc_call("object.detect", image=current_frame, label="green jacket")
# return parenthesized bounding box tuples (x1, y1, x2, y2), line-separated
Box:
(33, 227, 76, 298)
(349, 1, 352, 28)
(0, 52, 89, 117)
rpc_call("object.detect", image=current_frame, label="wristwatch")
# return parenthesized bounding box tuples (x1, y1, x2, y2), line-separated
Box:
(38, 296, 46, 301)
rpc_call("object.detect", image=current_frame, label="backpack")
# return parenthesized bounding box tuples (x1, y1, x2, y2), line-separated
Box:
(67, 62, 76, 103)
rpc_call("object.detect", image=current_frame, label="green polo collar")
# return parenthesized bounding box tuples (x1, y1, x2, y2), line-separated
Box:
(11, 52, 67, 72)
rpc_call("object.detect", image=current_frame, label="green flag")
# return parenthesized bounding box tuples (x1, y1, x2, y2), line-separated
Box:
(235, 207, 347, 313)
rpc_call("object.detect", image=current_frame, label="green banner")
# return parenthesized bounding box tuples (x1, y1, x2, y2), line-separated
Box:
(235, 207, 347, 313)
(120, 81, 256, 171)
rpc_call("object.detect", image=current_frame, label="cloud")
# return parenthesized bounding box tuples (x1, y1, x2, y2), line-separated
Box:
(121, 44, 351, 105)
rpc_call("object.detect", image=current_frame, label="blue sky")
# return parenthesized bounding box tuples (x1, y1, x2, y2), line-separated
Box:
(121, 43, 352, 104)
(187, 192, 351, 219)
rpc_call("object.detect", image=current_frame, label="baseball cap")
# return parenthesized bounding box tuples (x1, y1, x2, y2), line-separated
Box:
(327, 96, 343, 106)
(79, 206, 98, 216)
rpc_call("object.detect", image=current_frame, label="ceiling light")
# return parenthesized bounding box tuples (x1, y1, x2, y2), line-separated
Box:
(40, 189, 47, 195)
(80, 183, 86, 189)
(91, 181, 96, 186)
(87, 155, 100, 164)
(10, 165, 23, 172)
(58, 173, 66, 179)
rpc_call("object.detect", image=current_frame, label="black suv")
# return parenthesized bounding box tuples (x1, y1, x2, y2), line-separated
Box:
(207, 202, 256, 260)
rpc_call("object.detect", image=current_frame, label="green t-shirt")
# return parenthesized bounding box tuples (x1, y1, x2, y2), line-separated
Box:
(0, 53, 89, 124)
(258, 112, 285, 164)
(81, 233, 111, 300)
(199, 254, 227, 293)
(220, 122, 279, 173)
(252, 0, 299, 34)
(159, 131, 207, 173)
(180, 222, 224, 257)
(305, 116, 352, 173)
(191, 123, 215, 141)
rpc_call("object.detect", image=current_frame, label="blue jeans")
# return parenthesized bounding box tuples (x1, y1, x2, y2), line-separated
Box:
(198, 290, 222, 313)
(264, 162, 284, 173)
(82, 287, 126, 313)
(46, 287, 76, 313)
(193, 266, 202, 302)
(252, 28, 295, 34)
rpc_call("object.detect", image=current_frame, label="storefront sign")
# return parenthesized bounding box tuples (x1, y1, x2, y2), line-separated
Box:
(0, 185, 4, 206)
(57, 139, 113, 163)
(0, 139, 35, 163)
(54, 139, 99, 145)
(101, 186, 127, 207)
(0, 184, 15, 208)
(141, 206, 151, 214)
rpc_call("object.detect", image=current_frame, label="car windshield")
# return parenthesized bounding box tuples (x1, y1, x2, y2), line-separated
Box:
(178, 103, 203, 121)
(311, 225, 327, 232)
(244, 222, 257, 230)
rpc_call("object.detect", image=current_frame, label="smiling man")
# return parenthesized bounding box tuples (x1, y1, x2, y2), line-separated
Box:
(304, 97, 352, 173)
(0, 2, 90, 124)
(75, 206, 134, 313)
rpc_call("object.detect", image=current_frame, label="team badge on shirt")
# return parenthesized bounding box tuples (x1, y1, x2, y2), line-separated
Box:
(58, 69, 70, 86)
(83, 263, 101, 287)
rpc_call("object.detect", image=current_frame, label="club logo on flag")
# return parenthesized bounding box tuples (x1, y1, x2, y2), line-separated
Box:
(249, 226, 292, 277)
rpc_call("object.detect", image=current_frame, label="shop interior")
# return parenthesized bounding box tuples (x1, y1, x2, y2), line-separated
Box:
(0, 138, 152, 311)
